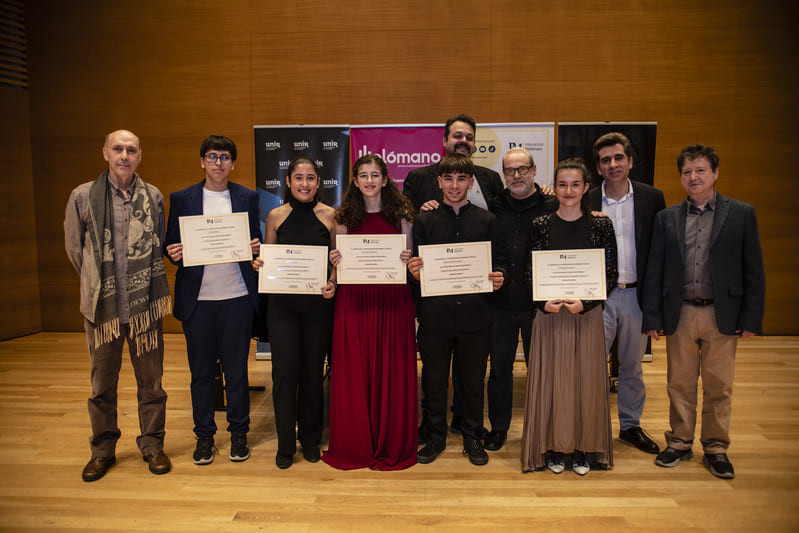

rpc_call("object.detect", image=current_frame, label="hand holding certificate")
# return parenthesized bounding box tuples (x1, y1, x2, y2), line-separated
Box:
(531, 248, 607, 301)
(178, 212, 252, 267)
(258, 245, 328, 295)
(417, 241, 494, 297)
(335, 234, 407, 284)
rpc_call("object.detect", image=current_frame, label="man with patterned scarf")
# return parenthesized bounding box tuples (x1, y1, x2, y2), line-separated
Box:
(65, 130, 173, 482)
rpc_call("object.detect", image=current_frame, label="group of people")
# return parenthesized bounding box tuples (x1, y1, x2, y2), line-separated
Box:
(64, 115, 764, 484)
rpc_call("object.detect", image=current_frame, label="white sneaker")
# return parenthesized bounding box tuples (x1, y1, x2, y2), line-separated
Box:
(547, 452, 565, 474)
(573, 451, 590, 476)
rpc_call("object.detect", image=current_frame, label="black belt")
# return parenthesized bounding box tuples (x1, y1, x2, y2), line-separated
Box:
(683, 298, 714, 306)
(617, 282, 638, 289)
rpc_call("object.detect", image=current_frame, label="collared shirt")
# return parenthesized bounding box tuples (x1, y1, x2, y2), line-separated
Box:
(683, 192, 716, 300)
(413, 201, 505, 331)
(602, 179, 637, 284)
(108, 178, 133, 322)
(466, 175, 488, 210)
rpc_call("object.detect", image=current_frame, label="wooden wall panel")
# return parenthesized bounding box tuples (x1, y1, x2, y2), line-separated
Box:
(0, 86, 41, 339)
(16, 0, 798, 334)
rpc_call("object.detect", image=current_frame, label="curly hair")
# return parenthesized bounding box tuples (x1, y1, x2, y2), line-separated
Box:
(335, 154, 415, 230)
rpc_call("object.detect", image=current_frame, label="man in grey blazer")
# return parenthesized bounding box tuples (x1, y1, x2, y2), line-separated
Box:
(643, 144, 765, 479)
(589, 132, 666, 455)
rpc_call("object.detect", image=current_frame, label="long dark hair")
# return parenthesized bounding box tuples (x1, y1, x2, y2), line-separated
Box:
(283, 155, 322, 203)
(335, 154, 415, 230)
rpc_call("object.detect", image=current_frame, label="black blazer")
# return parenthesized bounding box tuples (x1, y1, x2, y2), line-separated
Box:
(403, 162, 504, 213)
(642, 193, 765, 336)
(164, 181, 262, 322)
(589, 180, 666, 309)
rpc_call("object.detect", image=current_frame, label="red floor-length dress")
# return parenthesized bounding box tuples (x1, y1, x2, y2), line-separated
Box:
(322, 212, 418, 470)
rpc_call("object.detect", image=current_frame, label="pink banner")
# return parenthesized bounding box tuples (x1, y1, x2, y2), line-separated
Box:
(350, 126, 444, 190)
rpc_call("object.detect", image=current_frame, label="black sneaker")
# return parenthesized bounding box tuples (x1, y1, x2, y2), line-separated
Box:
(229, 432, 249, 462)
(463, 436, 488, 466)
(703, 453, 735, 479)
(193, 437, 216, 465)
(416, 440, 445, 464)
(655, 446, 693, 467)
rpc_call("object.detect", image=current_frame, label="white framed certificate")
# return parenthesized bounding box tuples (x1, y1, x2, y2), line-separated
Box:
(258, 244, 328, 295)
(418, 241, 492, 297)
(531, 248, 607, 301)
(336, 234, 407, 284)
(178, 212, 252, 267)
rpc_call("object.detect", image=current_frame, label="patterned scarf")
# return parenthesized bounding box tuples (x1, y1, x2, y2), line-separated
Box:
(87, 171, 172, 353)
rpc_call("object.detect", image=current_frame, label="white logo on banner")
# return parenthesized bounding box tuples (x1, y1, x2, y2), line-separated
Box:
(293, 140, 310, 150)
(264, 141, 281, 150)
(356, 145, 441, 165)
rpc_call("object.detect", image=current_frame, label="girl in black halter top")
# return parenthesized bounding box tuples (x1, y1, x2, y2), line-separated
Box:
(255, 156, 337, 469)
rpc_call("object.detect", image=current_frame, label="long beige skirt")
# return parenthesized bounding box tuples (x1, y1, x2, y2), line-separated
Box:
(521, 305, 613, 471)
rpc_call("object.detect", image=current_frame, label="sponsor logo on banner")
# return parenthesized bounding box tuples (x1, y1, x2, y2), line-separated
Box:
(354, 145, 441, 166)
(293, 140, 310, 150)
(263, 178, 282, 190)
(264, 141, 281, 150)
(322, 140, 339, 150)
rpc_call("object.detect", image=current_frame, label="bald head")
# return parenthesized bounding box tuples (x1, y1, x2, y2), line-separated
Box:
(103, 130, 142, 187)
(105, 129, 140, 150)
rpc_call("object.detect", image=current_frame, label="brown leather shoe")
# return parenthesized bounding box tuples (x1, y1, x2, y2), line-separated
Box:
(82, 456, 116, 482)
(143, 450, 171, 475)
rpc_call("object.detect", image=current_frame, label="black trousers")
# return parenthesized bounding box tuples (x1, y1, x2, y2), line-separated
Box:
(267, 294, 333, 456)
(183, 296, 253, 437)
(417, 324, 490, 443)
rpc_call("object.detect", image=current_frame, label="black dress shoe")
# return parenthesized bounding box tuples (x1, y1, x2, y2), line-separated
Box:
(416, 440, 445, 464)
(82, 456, 116, 482)
(143, 450, 172, 475)
(619, 427, 660, 454)
(463, 436, 488, 466)
(302, 446, 320, 463)
(484, 430, 507, 451)
(276, 453, 293, 469)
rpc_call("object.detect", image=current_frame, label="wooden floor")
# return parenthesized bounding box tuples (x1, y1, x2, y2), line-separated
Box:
(0, 333, 797, 532)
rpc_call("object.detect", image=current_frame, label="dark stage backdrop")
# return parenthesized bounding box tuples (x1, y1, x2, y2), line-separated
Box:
(557, 123, 658, 188)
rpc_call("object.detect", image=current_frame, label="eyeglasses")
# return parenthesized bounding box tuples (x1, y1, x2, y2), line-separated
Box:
(503, 165, 532, 177)
(204, 153, 233, 163)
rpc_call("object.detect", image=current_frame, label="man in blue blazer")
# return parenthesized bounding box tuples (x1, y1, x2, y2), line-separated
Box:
(643, 144, 765, 479)
(589, 132, 666, 456)
(164, 135, 262, 465)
